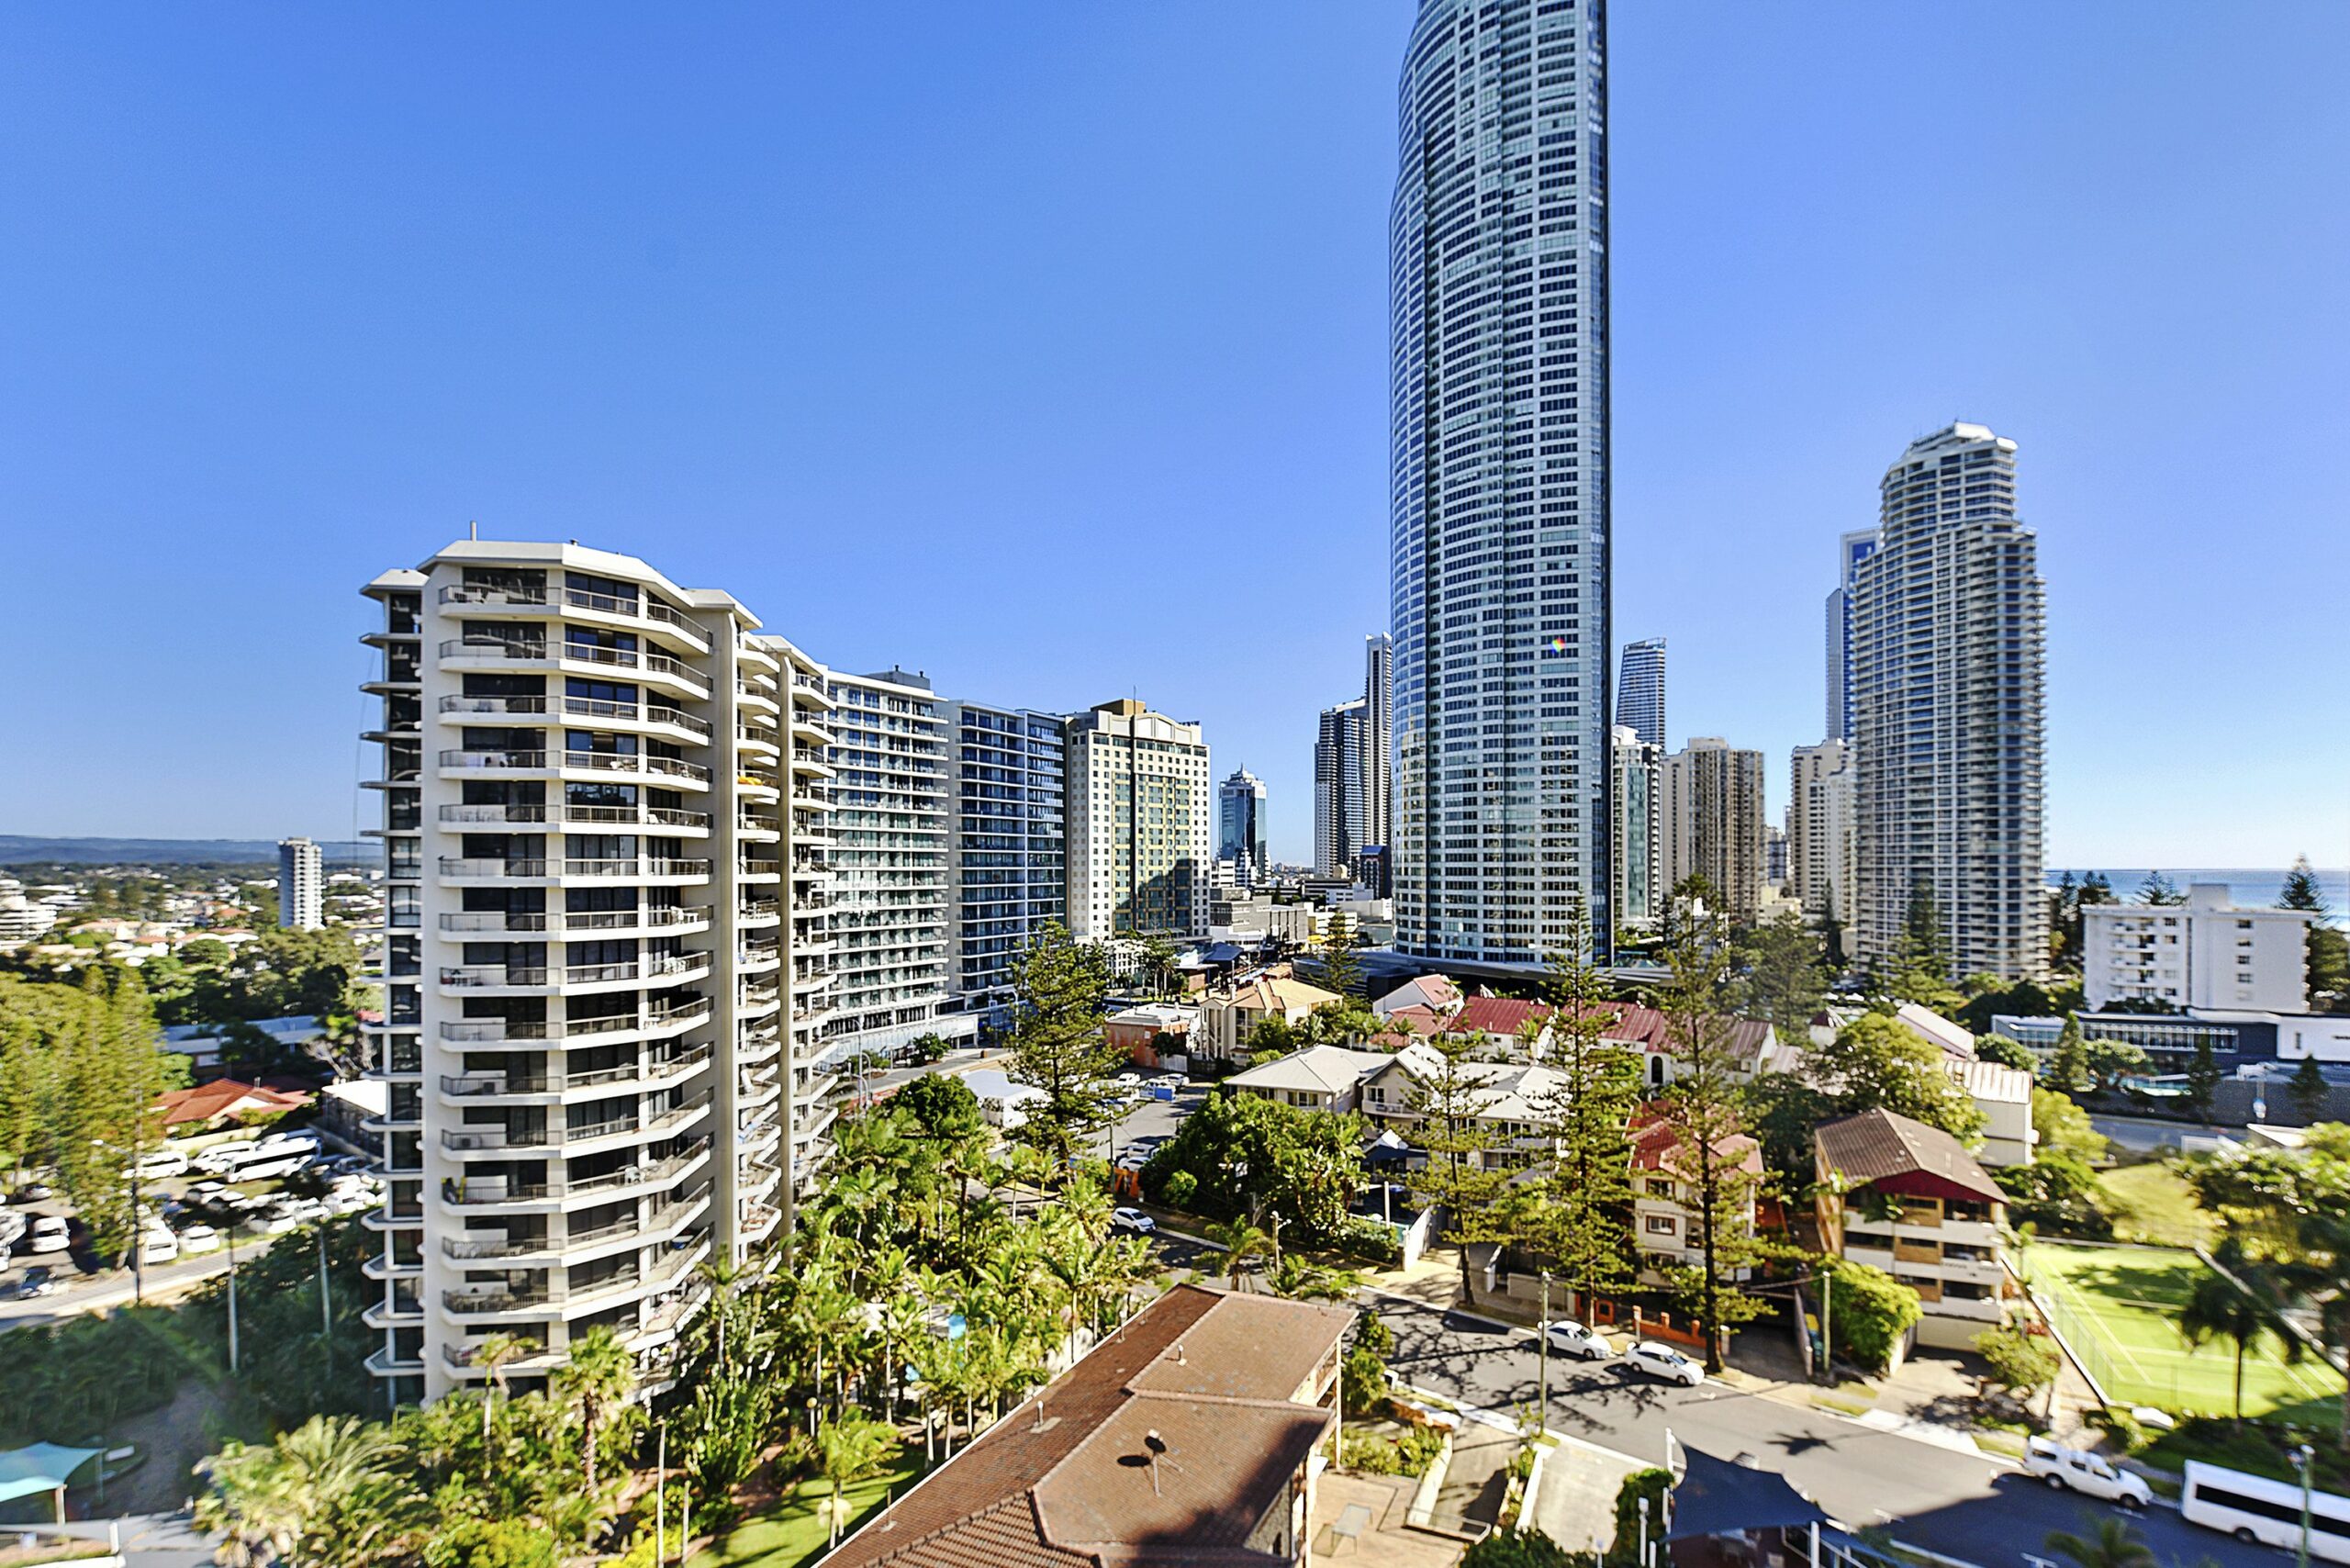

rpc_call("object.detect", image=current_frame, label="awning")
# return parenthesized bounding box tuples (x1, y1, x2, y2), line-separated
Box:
(0, 1443, 103, 1505)
(1668, 1443, 1830, 1541)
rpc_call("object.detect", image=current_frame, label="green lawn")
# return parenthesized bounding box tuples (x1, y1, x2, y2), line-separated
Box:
(2025, 1241, 2344, 1425)
(688, 1447, 923, 1568)
(2096, 1163, 2214, 1249)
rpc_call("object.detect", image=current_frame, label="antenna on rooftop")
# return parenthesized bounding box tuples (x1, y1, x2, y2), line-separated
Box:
(1145, 1429, 1168, 1496)
(468, 520, 478, 540)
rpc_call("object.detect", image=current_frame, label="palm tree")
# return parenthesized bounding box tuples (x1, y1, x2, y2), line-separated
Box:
(2179, 1241, 2298, 1428)
(2044, 1515, 2156, 1568)
(554, 1326, 637, 1495)
(816, 1413, 898, 1550)
(1000, 1143, 1056, 1218)
(475, 1331, 532, 1447)
(1267, 1255, 1367, 1302)
(1207, 1216, 1276, 1292)
(198, 1416, 411, 1568)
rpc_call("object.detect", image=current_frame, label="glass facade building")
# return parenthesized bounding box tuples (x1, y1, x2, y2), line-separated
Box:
(1390, 0, 1612, 965)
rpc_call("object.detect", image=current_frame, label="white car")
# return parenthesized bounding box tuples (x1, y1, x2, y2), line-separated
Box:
(1113, 1072, 1143, 1088)
(2025, 1437, 2151, 1507)
(1622, 1340, 1705, 1387)
(195, 1141, 260, 1174)
(245, 1210, 301, 1236)
(25, 1216, 72, 1255)
(1537, 1320, 1615, 1361)
(177, 1224, 221, 1255)
(127, 1149, 190, 1181)
(185, 1180, 229, 1200)
(137, 1229, 179, 1266)
(1111, 1207, 1158, 1235)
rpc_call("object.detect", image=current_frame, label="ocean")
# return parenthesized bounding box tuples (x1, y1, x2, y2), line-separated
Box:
(2046, 867, 2348, 922)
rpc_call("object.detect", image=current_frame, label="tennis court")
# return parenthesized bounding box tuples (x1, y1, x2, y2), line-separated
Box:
(2024, 1240, 2344, 1422)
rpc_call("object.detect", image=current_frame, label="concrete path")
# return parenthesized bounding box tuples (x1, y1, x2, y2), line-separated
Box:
(1528, 1433, 1648, 1554)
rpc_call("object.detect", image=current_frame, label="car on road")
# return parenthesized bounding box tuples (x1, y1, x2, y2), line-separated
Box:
(2025, 1437, 2150, 1507)
(25, 1216, 72, 1255)
(138, 1229, 180, 1266)
(177, 1224, 221, 1255)
(1534, 1320, 1615, 1361)
(1622, 1340, 1705, 1386)
(1111, 1207, 1158, 1235)
(8, 1265, 59, 1300)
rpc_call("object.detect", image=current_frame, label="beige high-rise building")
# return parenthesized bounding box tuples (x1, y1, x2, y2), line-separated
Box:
(1661, 738, 1765, 920)
(1065, 700, 1211, 940)
(1787, 741, 1852, 920)
(359, 541, 839, 1405)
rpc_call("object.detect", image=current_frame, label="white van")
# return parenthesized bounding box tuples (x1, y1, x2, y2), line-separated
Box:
(137, 1228, 179, 1266)
(194, 1140, 261, 1175)
(2182, 1461, 2350, 1563)
(129, 1148, 189, 1181)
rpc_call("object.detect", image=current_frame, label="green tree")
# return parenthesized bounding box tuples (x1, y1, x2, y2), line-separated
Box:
(1462, 1528, 1584, 1568)
(2178, 1240, 2299, 1428)
(1245, 1013, 1300, 1060)
(1973, 1324, 2061, 1405)
(1810, 1014, 1986, 1142)
(553, 1326, 637, 1497)
(2281, 856, 2348, 1012)
(1319, 921, 1365, 1000)
(1606, 1469, 1672, 1568)
(1004, 921, 1120, 1171)
(1401, 1031, 1512, 1308)
(2290, 1055, 2331, 1123)
(1653, 910, 1767, 1369)
(2085, 1038, 2150, 1095)
(2043, 1515, 2156, 1568)
(2045, 1014, 2092, 1095)
(1137, 934, 1179, 999)
(2135, 871, 2185, 906)
(1820, 1259, 1921, 1374)
(1735, 913, 1830, 1032)
(2184, 1038, 2223, 1121)
(815, 1414, 898, 1550)
(1206, 1215, 1278, 1291)
(892, 1072, 984, 1137)
(1975, 1034, 2036, 1071)
(1531, 902, 1641, 1316)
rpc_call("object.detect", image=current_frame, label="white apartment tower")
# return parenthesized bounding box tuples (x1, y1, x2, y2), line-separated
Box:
(1786, 740, 1852, 922)
(825, 669, 973, 1058)
(1314, 699, 1369, 878)
(1851, 423, 2048, 980)
(358, 541, 839, 1405)
(1822, 531, 1879, 743)
(1608, 726, 1662, 928)
(1661, 738, 1766, 921)
(944, 700, 1067, 1025)
(278, 836, 324, 930)
(1390, 0, 1613, 967)
(2084, 886, 2314, 1013)
(1065, 700, 1211, 940)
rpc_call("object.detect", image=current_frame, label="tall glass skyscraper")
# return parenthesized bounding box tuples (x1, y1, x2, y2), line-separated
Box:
(1615, 637, 1664, 747)
(1390, 0, 1611, 966)
(1216, 767, 1269, 885)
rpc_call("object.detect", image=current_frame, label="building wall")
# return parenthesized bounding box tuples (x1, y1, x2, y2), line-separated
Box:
(1390, 0, 1612, 968)
(1851, 423, 2047, 980)
(1361, 633, 1393, 857)
(1786, 741, 1850, 921)
(1617, 638, 1665, 748)
(2083, 887, 2311, 1013)
(1609, 726, 1662, 926)
(1662, 738, 1764, 919)
(1315, 700, 1369, 878)
(1065, 700, 1211, 940)
(1217, 767, 1270, 886)
(1823, 530, 1879, 743)
(943, 701, 1066, 1026)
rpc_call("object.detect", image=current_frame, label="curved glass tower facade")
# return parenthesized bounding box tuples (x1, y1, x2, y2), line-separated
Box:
(1390, 0, 1611, 965)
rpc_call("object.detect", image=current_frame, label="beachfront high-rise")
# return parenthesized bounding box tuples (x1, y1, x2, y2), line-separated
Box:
(278, 835, 324, 929)
(1822, 531, 1879, 742)
(1616, 639, 1665, 748)
(1850, 423, 2048, 980)
(358, 541, 839, 1404)
(1360, 633, 1393, 856)
(944, 699, 1067, 1025)
(1064, 700, 1211, 941)
(1390, 0, 1612, 967)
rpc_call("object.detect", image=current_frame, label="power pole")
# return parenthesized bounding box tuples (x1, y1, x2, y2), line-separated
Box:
(1539, 1271, 1551, 1418)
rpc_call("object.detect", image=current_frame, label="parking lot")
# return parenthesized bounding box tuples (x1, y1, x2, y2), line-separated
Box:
(1, 1127, 378, 1316)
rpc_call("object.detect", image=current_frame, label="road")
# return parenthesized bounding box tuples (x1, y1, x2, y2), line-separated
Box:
(1365, 1294, 2285, 1568)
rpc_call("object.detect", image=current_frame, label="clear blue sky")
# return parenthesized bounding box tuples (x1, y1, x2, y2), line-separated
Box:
(3, 3, 2344, 868)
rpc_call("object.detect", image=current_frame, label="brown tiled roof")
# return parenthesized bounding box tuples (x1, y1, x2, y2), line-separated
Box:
(1812, 1107, 2004, 1204)
(1555, 1002, 1776, 1063)
(821, 1285, 1349, 1568)
(1627, 1105, 1763, 1178)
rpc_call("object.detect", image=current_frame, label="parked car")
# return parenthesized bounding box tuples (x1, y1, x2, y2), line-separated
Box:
(1111, 1207, 1158, 1236)
(245, 1209, 302, 1236)
(194, 1141, 261, 1175)
(0, 1211, 24, 1249)
(177, 1224, 221, 1255)
(1113, 1072, 1143, 1088)
(137, 1229, 180, 1266)
(128, 1148, 189, 1181)
(259, 1129, 322, 1154)
(2025, 1437, 2150, 1507)
(185, 1180, 229, 1200)
(1622, 1340, 1705, 1387)
(25, 1216, 72, 1255)
(9, 1266, 58, 1300)
(1536, 1320, 1615, 1361)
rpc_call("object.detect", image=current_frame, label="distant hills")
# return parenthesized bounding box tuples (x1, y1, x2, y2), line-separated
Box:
(0, 835, 375, 867)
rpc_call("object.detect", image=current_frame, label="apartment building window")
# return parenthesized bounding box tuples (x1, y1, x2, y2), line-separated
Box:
(1643, 1215, 1676, 1235)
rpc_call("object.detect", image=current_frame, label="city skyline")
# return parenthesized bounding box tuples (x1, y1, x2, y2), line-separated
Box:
(3, 4, 2346, 868)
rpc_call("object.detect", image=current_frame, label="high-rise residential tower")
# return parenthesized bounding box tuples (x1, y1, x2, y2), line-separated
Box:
(1850, 423, 2047, 980)
(1360, 633, 1393, 856)
(1314, 700, 1369, 878)
(1607, 726, 1661, 928)
(1616, 639, 1665, 748)
(1787, 739, 1853, 924)
(1390, 0, 1612, 967)
(1823, 531, 1880, 742)
(1216, 767, 1270, 887)
(825, 669, 975, 1058)
(1064, 700, 1211, 940)
(278, 836, 324, 929)
(358, 541, 838, 1404)
(943, 700, 1067, 1027)
(1661, 737, 1765, 921)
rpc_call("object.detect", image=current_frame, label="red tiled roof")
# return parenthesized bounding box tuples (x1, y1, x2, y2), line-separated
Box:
(1628, 1105, 1763, 1178)
(1556, 1002, 1775, 1062)
(1812, 1108, 2004, 1205)
(822, 1285, 1349, 1568)
(1449, 997, 1551, 1038)
(153, 1080, 310, 1127)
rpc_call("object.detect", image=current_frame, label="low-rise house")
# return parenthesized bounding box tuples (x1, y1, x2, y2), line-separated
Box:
(822, 1283, 1349, 1568)
(1948, 1057, 2034, 1167)
(1372, 974, 1461, 1019)
(1192, 972, 1343, 1064)
(154, 1078, 312, 1132)
(160, 1014, 323, 1074)
(1226, 1046, 1391, 1114)
(1448, 996, 1555, 1053)
(1628, 1110, 1763, 1282)
(1105, 1001, 1194, 1069)
(1814, 1107, 2017, 1349)
(1358, 1047, 1560, 1168)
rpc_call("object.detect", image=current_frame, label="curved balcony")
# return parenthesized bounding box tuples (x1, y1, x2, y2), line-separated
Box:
(364, 1346, 425, 1377)
(438, 801, 712, 835)
(790, 715, 836, 750)
(436, 692, 713, 744)
(738, 899, 782, 928)
(433, 855, 714, 889)
(361, 1251, 423, 1282)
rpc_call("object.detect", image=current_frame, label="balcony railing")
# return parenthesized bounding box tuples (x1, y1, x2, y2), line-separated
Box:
(443, 1287, 551, 1315)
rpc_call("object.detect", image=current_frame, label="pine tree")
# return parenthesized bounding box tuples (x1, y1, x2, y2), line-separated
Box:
(2280, 856, 2328, 913)
(2137, 870, 2185, 906)
(1653, 909, 1766, 1370)
(2279, 855, 2348, 1013)
(2289, 1055, 2330, 1124)
(1319, 922, 1364, 1001)
(1530, 902, 1641, 1316)
(1401, 1031, 1511, 1308)
(2045, 1014, 2091, 1096)
(1004, 922, 1120, 1172)
(2185, 1037, 2223, 1121)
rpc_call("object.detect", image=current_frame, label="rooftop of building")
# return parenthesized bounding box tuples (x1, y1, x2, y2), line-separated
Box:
(1813, 1107, 2004, 1206)
(821, 1284, 1348, 1568)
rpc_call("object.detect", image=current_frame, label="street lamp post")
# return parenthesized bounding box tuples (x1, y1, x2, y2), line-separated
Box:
(2296, 1442, 2316, 1568)
(1539, 1271, 1551, 1421)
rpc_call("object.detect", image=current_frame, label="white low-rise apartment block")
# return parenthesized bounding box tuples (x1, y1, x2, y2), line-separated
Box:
(1628, 1114, 1762, 1282)
(1815, 1108, 2018, 1349)
(2084, 885, 2313, 1013)
(360, 541, 841, 1404)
